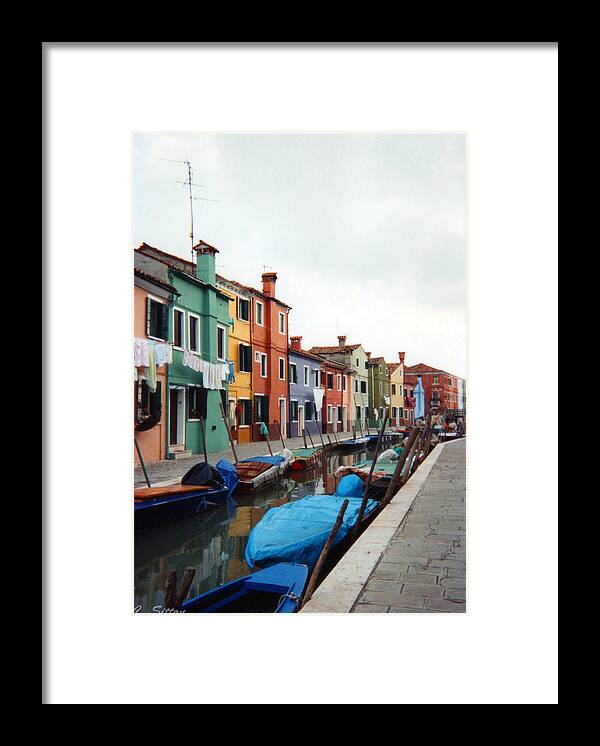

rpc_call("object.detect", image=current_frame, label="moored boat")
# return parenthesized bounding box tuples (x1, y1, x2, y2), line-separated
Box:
(289, 446, 323, 471)
(180, 562, 308, 613)
(234, 449, 294, 493)
(337, 436, 369, 450)
(245, 474, 378, 571)
(134, 458, 238, 529)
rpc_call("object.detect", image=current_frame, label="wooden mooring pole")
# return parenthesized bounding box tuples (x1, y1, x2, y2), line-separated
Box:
(219, 401, 239, 463)
(199, 416, 209, 463)
(354, 410, 388, 533)
(134, 437, 152, 488)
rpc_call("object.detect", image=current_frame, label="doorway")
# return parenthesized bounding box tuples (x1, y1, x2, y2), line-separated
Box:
(279, 398, 287, 439)
(169, 387, 186, 448)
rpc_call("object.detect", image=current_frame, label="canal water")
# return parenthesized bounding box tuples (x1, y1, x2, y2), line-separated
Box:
(134, 447, 372, 612)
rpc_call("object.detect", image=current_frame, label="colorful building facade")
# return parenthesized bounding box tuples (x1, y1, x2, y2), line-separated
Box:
(288, 336, 322, 439)
(366, 354, 390, 426)
(309, 336, 369, 430)
(249, 272, 291, 441)
(136, 242, 231, 456)
(318, 357, 347, 434)
(134, 256, 179, 464)
(216, 275, 254, 444)
(404, 363, 465, 416)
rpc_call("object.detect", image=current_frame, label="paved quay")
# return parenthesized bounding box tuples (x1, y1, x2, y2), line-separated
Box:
(134, 431, 354, 486)
(301, 438, 466, 613)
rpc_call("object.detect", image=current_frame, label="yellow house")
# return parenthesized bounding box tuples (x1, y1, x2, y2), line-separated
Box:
(216, 275, 254, 444)
(388, 352, 406, 427)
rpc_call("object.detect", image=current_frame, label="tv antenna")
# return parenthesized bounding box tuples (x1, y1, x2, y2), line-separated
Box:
(162, 158, 220, 260)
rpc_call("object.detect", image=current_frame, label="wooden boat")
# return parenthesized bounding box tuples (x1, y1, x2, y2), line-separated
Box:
(337, 436, 369, 450)
(234, 450, 294, 494)
(179, 562, 308, 613)
(290, 446, 324, 471)
(134, 483, 230, 530)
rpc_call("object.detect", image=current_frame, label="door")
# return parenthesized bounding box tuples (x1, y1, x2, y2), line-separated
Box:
(298, 404, 305, 436)
(169, 387, 185, 448)
(279, 399, 287, 438)
(342, 406, 347, 432)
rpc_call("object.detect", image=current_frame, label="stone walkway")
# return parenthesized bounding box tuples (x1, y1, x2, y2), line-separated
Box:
(134, 431, 354, 486)
(351, 439, 466, 613)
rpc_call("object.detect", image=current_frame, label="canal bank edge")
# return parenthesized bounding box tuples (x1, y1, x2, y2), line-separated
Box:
(300, 440, 460, 613)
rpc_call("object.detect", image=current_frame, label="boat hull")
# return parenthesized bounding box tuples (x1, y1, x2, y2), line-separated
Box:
(134, 485, 230, 530)
(180, 562, 309, 613)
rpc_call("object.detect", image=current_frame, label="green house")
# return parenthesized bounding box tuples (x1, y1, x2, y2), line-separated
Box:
(136, 242, 231, 456)
(367, 355, 390, 428)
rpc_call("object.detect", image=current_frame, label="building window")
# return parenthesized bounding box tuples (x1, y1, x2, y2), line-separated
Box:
(355, 380, 358, 393)
(356, 405, 361, 420)
(289, 362, 298, 384)
(400, 407, 403, 419)
(279, 312, 286, 334)
(303, 366, 309, 386)
(239, 398, 252, 426)
(433, 375, 439, 385)
(327, 373, 333, 389)
(379, 365, 382, 373)
(392, 407, 397, 418)
(385, 384, 389, 396)
(356, 358, 359, 367)
(217, 325, 226, 361)
(360, 381, 367, 394)
(342, 376, 346, 391)
(290, 400, 298, 422)
(327, 405, 333, 423)
(337, 374, 342, 391)
(238, 343, 252, 373)
(391, 384, 396, 395)
(314, 370, 321, 388)
(304, 402, 312, 421)
(254, 394, 269, 423)
(237, 298, 250, 322)
(256, 301, 264, 326)
(173, 308, 184, 349)
(279, 357, 285, 380)
(379, 382, 383, 395)
(146, 297, 167, 340)
(188, 313, 200, 353)
(187, 385, 206, 421)
(260, 353, 267, 378)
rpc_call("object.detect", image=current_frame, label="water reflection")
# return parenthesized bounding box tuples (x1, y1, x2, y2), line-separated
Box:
(134, 448, 370, 612)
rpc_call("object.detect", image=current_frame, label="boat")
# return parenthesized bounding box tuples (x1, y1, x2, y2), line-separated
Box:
(289, 446, 324, 471)
(234, 449, 294, 494)
(337, 436, 369, 450)
(179, 562, 309, 613)
(134, 459, 238, 529)
(245, 474, 379, 571)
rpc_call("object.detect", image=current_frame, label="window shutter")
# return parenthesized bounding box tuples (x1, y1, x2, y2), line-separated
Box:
(146, 297, 151, 336)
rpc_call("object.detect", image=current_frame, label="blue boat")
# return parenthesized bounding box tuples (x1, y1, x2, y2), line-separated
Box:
(180, 562, 309, 613)
(134, 459, 238, 530)
(245, 474, 378, 571)
(338, 436, 369, 449)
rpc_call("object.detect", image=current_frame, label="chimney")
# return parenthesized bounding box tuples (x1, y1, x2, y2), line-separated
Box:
(290, 335, 302, 351)
(338, 335, 347, 347)
(262, 271, 277, 296)
(398, 351, 405, 363)
(366, 351, 371, 360)
(193, 241, 219, 285)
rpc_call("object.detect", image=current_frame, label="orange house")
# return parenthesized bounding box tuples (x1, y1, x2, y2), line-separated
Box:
(134, 262, 179, 464)
(249, 272, 291, 441)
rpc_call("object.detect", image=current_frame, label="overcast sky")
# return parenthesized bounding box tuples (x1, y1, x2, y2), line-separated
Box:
(134, 133, 466, 379)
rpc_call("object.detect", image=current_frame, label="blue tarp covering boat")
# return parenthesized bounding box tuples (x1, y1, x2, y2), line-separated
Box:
(245, 475, 377, 570)
(180, 562, 309, 613)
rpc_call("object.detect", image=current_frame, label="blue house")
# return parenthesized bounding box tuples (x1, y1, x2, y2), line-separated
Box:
(288, 336, 322, 439)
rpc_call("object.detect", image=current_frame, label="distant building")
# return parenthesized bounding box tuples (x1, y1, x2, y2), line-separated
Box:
(309, 336, 369, 430)
(366, 354, 390, 427)
(288, 336, 322, 438)
(388, 351, 406, 427)
(404, 363, 466, 417)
